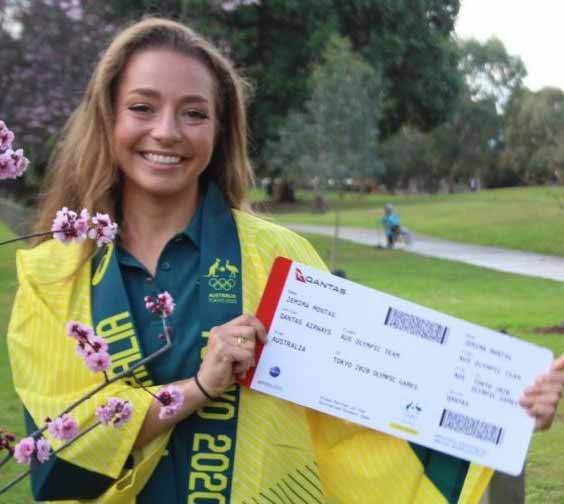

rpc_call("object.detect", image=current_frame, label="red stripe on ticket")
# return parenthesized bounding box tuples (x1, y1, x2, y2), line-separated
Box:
(239, 256, 292, 387)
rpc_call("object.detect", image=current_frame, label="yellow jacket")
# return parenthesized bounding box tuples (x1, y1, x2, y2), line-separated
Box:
(8, 211, 492, 503)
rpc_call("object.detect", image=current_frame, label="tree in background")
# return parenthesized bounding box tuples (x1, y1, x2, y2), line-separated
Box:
(271, 36, 383, 270)
(7, 1, 555, 198)
(2, 0, 463, 199)
(501, 87, 564, 185)
(422, 37, 526, 192)
(429, 96, 499, 193)
(334, 0, 462, 138)
(376, 36, 528, 194)
(94, 0, 462, 170)
(379, 127, 437, 193)
(0, 0, 112, 200)
(459, 37, 527, 110)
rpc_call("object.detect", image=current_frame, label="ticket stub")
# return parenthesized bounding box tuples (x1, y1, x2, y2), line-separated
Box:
(241, 257, 554, 476)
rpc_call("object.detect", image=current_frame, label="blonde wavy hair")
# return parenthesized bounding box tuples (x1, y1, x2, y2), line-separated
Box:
(34, 17, 254, 251)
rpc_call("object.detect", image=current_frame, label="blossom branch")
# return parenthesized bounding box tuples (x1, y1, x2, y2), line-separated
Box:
(0, 231, 55, 247)
(130, 374, 160, 400)
(0, 422, 100, 496)
(0, 208, 118, 248)
(22, 322, 173, 446)
(0, 453, 11, 469)
(0, 336, 173, 495)
(0, 292, 176, 496)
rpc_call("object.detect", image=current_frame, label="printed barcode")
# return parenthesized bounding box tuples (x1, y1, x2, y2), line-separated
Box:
(384, 307, 448, 345)
(440, 409, 504, 445)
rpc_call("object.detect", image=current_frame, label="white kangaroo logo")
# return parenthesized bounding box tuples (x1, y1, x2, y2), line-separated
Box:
(225, 259, 239, 278)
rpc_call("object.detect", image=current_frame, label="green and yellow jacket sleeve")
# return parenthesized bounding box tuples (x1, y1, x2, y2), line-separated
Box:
(7, 241, 170, 502)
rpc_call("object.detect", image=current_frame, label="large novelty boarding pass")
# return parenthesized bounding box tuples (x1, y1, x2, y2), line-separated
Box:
(241, 257, 553, 476)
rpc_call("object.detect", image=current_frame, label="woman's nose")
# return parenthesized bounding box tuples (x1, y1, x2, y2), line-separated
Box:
(151, 109, 182, 144)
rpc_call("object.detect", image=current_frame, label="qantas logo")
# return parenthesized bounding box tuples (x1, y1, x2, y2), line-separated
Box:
(295, 268, 307, 283)
(294, 268, 346, 295)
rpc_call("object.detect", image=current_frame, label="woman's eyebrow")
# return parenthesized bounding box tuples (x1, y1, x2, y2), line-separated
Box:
(127, 88, 210, 104)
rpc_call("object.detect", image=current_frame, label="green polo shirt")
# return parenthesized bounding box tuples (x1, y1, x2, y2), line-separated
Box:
(116, 203, 203, 384)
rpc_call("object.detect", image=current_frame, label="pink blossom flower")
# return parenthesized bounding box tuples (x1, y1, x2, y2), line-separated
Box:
(87, 213, 118, 246)
(85, 351, 110, 372)
(95, 404, 114, 425)
(156, 385, 184, 419)
(51, 207, 90, 244)
(35, 438, 51, 464)
(144, 291, 176, 318)
(13, 437, 35, 465)
(0, 121, 14, 152)
(113, 401, 133, 427)
(90, 335, 108, 353)
(0, 152, 14, 179)
(14, 436, 51, 465)
(75, 344, 90, 359)
(0, 428, 16, 454)
(66, 321, 111, 372)
(66, 321, 95, 341)
(0, 149, 28, 180)
(10, 149, 29, 177)
(96, 398, 133, 428)
(47, 414, 79, 441)
(75, 208, 90, 236)
(0, 429, 15, 442)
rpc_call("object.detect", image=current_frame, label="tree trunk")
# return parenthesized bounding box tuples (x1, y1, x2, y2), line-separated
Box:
(330, 189, 343, 272)
(313, 186, 326, 212)
(275, 178, 296, 202)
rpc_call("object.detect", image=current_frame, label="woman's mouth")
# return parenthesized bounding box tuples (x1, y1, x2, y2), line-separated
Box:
(141, 152, 183, 165)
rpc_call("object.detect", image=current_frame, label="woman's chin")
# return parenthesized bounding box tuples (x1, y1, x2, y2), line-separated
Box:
(123, 177, 200, 203)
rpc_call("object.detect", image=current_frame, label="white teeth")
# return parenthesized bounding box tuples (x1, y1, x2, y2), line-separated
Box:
(143, 153, 181, 165)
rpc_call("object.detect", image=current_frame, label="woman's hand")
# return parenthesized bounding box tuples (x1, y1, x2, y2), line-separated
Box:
(135, 315, 266, 449)
(519, 354, 564, 431)
(197, 314, 267, 399)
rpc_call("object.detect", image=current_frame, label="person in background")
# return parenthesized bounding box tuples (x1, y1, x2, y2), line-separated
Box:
(381, 202, 401, 248)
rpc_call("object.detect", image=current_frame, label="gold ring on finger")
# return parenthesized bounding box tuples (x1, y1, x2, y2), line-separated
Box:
(237, 335, 246, 346)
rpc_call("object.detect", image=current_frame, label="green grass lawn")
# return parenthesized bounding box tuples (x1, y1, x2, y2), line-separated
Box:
(0, 224, 562, 502)
(264, 185, 564, 257)
(0, 223, 33, 503)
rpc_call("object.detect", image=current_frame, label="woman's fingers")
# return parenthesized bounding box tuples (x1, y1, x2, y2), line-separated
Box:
(519, 354, 564, 432)
(211, 325, 256, 351)
(198, 315, 266, 396)
(208, 328, 255, 365)
(532, 403, 558, 431)
(218, 313, 267, 344)
(520, 398, 557, 431)
(550, 353, 564, 373)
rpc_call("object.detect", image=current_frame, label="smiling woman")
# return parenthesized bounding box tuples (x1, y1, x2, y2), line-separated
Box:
(112, 49, 218, 273)
(113, 51, 216, 202)
(6, 16, 562, 504)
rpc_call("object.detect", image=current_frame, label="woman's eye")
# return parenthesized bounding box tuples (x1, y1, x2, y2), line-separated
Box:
(128, 104, 151, 113)
(183, 109, 209, 121)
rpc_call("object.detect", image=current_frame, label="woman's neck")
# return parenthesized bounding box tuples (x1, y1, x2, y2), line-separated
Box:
(119, 185, 200, 275)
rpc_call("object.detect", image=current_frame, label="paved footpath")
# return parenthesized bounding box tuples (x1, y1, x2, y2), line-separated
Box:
(287, 224, 564, 282)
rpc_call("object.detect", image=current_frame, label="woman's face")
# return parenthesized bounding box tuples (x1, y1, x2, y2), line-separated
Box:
(112, 49, 217, 202)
